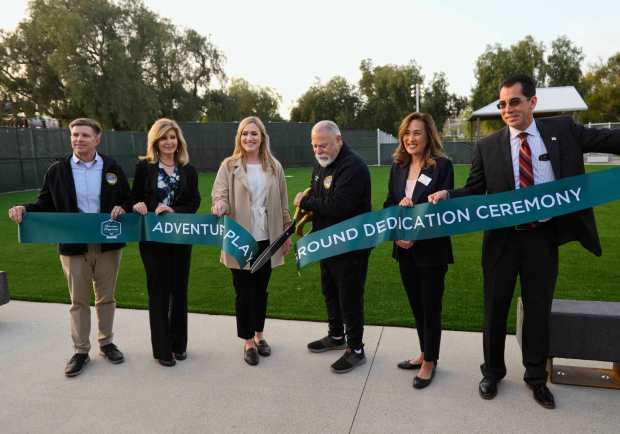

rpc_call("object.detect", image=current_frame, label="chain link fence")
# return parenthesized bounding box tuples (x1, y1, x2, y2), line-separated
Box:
(7, 119, 612, 194)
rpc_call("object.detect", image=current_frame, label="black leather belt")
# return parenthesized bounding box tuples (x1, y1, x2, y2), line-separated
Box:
(514, 222, 545, 231)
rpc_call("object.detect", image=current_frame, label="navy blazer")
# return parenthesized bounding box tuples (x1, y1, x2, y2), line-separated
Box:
(384, 156, 454, 266)
(131, 159, 201, 214)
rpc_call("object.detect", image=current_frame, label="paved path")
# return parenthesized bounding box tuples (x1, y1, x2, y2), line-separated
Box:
(1, 301, 618, 433)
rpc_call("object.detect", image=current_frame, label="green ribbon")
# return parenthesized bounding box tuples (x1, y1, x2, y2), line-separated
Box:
(295, 168, 620, 268)
(17, 168, 620, 269)
(19, 213, 257, 266)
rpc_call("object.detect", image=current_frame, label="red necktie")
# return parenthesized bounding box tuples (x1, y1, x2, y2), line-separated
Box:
(518, 132, 534, 188)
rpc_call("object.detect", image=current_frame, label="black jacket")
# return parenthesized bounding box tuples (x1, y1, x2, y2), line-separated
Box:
(451, 116, 620, 269)
(131, 159, 201, 214)
(384, 157, 454, 266)
(23, 154, 131, 255)
(300, 142, 371, 232)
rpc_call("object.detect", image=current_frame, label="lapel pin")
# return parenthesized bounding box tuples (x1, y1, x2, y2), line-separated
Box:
(551, 136, 557, 141)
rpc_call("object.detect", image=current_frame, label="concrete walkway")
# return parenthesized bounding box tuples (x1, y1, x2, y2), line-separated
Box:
(1, 301, 618, 434)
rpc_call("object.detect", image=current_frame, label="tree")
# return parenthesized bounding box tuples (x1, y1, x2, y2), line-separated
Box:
(289, 76, 361, 127)
(471, 35, 546, 109)
(0, 0, 225, 130)
(357, 59, 424, 134)
(581, 53, 620, 122)
(206, 78, 282, 121)
(546, 35, 584, 91)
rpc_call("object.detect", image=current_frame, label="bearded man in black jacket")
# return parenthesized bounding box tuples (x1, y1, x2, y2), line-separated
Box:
(294, 120, 372, 374)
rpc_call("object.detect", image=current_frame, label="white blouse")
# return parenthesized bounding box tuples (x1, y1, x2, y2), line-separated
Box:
(405, 179, 416, 199)
(246, 164, 269, 241)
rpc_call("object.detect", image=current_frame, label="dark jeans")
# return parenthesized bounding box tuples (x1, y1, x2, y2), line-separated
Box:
(319, 250, 370, 350)
(231, 240, 272, 340)
(398, 257, 447, 362)
(139, 242, 192, 361)
(482, 224, 558, 385)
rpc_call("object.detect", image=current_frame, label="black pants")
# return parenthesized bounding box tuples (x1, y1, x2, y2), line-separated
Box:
(139, 242, 192, 361)
(482, 224, 558, 385)
(398, 257, 447, 362)
(320, 250, 370, 350)
(231, 240, 271, 340)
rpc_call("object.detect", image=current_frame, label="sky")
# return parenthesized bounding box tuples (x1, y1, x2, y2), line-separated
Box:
(1, 0, 619, 119)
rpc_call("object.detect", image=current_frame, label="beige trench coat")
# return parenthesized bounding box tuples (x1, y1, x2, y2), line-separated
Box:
(211, 156, 292, 269)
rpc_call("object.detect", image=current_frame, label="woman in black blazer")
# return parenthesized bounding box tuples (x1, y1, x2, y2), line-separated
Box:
(384, 112, 454, 389)
(131, 118, 201, 367)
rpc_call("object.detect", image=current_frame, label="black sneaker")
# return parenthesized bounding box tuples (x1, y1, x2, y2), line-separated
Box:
(331, 348, 366, 374)
(65, 353, 90, 377)
(307, 335, 347, 353)
(99, 343, 124, 364)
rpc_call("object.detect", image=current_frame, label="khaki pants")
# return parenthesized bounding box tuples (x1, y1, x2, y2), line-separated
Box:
(59, 245, 122, 354)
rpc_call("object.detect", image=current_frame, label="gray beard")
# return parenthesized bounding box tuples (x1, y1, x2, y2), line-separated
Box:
(315, 155, 334, 167)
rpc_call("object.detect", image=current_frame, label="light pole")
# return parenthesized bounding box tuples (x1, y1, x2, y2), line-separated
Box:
(410, 83, 421, 112)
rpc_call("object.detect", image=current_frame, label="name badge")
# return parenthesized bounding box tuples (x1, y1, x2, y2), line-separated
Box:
(418, 174, 432, 186)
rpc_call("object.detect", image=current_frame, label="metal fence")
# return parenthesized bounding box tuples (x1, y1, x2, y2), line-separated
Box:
(11, 119, 616, 194)
(0, 127, 146, 193)
(0, 123, 381, 193)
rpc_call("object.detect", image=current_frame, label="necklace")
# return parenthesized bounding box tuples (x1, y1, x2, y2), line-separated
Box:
(159, 159, 176, 168)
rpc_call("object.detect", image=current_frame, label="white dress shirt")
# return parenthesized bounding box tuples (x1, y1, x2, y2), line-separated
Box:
(509, 122, 556, 188)
(70, 153, 103, 213)
(246, 164, 269, 241)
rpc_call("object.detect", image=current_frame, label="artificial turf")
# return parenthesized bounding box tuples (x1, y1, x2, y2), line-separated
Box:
(1, 165, 618, 333)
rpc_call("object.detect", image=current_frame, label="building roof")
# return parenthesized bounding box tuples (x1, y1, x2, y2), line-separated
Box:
(471, 86, 587, 119)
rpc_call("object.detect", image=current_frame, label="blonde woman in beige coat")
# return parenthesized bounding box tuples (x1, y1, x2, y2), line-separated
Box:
(211, 116, 292, 366)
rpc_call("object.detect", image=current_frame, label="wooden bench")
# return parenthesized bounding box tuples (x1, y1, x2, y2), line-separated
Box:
(0, 271, 9, 306)
(517, 298, 620, 389)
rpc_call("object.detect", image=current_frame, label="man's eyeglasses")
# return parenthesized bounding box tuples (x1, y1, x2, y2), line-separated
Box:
(496, 97, 530, 110)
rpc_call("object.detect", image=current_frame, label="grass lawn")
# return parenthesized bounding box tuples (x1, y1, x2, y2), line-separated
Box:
(1, 165, 619, 333)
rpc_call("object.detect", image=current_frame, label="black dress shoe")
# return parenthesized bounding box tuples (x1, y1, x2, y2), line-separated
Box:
(99, 343, 124, 364)
(174, 352, 187, 361)
(244, 347, 259, 366)
(255, 339, 271, 357)
(397, 359, 422, 370)
(158, 358, 176, 367)
(413, 364, 436, 389)
(65, 353, 90, 377)
(528, 384, 556, 409)
(479, 377, 498, 399)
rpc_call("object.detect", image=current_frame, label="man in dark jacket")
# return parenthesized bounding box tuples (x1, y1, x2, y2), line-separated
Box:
(429, 75, 620, 408)
(294, 120, 372, 374)
(8, 118, 131, 377)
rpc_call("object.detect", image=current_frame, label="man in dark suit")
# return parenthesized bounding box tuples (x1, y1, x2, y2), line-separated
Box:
(8, 118, 131, 377)
(429, 74, 620, 408)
